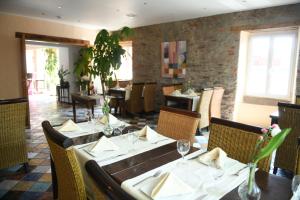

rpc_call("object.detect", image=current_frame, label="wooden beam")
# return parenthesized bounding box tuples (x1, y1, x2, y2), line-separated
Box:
(15, 32, 90, 46)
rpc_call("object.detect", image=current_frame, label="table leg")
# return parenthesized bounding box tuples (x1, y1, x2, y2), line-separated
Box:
(187, 99, 193, 111)
(72, 99, 76, 122)
(91, 105, 94, 116)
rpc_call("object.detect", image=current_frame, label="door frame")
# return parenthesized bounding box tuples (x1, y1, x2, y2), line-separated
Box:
(16, 32, 90, 128)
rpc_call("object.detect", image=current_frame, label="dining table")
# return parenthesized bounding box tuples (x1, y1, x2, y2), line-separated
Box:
(57, 118, 292, 200)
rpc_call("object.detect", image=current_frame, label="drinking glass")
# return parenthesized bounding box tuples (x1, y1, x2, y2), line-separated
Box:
(292, 175, 300, 195)
(127, 129, 138, 150)
(113, 128, 122, 136)
(177, 139, 190, 161)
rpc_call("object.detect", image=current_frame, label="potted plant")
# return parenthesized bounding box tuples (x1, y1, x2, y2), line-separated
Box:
(58, 67, 70, 87)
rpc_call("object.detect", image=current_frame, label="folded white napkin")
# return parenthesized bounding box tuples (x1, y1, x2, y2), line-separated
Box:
(171, 90, 181, 96)
(198, 147, 227, 169)
(183, 88, 197, 96)
(89, 136, 119, 154)
(138, 126, 159, 141)
(58, 119, 81, 132)
(140, 172, 194, 199)
(100, 114, 119, 125)
(291, 185, 300, 200)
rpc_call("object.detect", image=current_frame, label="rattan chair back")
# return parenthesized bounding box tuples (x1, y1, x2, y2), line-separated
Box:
(85, 160, 136, 200)
(208, 118, 271, 172)
(0, 98, 28, 169)
(126, 83, 144, 113)
(275, 102, 300, 174)
(42, 121, 86, 200)
(157, 106, 200, 142)
(210, 87, 224, 119)
(143, 82, 157, 112)
(197, 88, 213, 129)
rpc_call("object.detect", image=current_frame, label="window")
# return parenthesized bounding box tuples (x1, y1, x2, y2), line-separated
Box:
(245, 29, 298, 100)
(114, 41, 132, 80)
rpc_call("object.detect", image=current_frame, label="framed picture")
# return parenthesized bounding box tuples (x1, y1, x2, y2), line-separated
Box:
(161, 41, 187, 78)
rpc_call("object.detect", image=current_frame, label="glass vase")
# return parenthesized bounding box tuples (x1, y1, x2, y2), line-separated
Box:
(238, 163, 261, 200)
(103, 113, 113, 136)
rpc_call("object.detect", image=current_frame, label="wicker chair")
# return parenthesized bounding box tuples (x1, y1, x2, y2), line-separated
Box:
(296, 95, 300, 105)
(85, 160, 136, 200)
(273, 102, 300, 175)
(210, 87, 224, 119)
(143, 82, 157, 112)
(197, 88, 213, 129)
(42, 121, 86, 200)
(0, 98, 28, 171)
(125, 83, 144, 114)
(156, 106, 200, 142)
(208, 118, 271, 172)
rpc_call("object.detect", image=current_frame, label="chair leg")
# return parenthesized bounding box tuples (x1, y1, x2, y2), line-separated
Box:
(273, 167, 278, 175)
(51, 157, 58, 199)
(23, 162, 29, 173)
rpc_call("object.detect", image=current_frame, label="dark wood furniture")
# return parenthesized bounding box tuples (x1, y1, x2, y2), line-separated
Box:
(108, 88, 126, 115)
(270, 111, 279, 125)
(71, 93, 96, 122)
(102, 143, 292, 200)
(164, 95, 194, 111)
(57, 85, 70, 103)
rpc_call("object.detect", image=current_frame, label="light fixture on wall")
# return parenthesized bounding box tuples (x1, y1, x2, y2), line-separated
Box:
(126, 13, 137, 18)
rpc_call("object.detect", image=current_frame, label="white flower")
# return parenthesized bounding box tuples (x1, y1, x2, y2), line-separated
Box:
(271, 125, 281, 137)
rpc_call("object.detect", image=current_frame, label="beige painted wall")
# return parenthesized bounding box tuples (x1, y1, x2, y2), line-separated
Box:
(0, 13, 97, 99)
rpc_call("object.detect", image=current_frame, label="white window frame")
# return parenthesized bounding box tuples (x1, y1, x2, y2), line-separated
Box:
(244, 28, 298, 101)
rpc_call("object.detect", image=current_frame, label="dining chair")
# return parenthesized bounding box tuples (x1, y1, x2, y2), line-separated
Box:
(273, 102, 300, 175)
(143, 82, 157, 112)
(210, 87, 224, 119)
(85, 160, 136, 200)
(208, 117, 271, 172)
(42, 120, 87, 200)
(156, 106, 200, 142)
(196, 88, 213, 130)
(125, 82, 144, 114)
(296, 95, 300, 105)
(162, 85, 175, 95)
(0, 98, 28, 171)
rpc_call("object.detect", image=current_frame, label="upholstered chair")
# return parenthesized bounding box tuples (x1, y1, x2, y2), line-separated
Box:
(197, 88, 213, 129)
(143, 82, 157, 112)
(125, 83, 144, 114)
(210, 87, 224, 118)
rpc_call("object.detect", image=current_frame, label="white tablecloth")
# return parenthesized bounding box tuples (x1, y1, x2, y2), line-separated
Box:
(121, 150, 249, 200)
(74, 131, 175, 199)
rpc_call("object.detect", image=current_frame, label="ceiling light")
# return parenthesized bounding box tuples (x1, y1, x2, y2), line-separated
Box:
(58, 6, 62, 9)
(126, 13, 136, 18)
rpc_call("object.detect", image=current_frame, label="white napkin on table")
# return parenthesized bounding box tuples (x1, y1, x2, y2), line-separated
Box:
(183, 89, 198, 97)
(138, 126, 159, 141)
(198, 147, 227, 169)
(100, 114, 119, 125)
(89, 136, 119, 154)
(58, 119, 81, 132)
(140, 172, 194, 199)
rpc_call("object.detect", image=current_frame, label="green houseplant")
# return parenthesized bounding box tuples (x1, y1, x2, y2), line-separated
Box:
(58, 67, 70, 87)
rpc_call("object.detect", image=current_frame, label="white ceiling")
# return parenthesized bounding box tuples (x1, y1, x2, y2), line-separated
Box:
(0, 0, 299, 31)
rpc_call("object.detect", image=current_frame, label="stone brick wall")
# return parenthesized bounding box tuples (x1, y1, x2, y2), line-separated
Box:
(131, 4, 300, 119)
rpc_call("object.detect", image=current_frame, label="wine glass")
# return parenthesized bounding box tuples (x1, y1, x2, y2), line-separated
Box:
(177, 139, 190, 161)
(292, 175, 300, 195)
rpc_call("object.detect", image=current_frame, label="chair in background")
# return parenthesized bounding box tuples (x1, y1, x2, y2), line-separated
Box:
(143, 82, 157, 112)
(296, 95, 300, 105)
(274, 102, 300, 175)
(208, 117, 271, 172)
(125, 82, 144, 114)
(156, 106, 200, 142)
(85, 160, 136, 200)
(210, 87, 224, 119)
(0, 98, 28, 171)
(42, 121, 86, 200)
(196, 88, 213, 130)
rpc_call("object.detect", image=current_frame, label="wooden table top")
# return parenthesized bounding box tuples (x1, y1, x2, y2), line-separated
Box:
(103, 143, 292, 200)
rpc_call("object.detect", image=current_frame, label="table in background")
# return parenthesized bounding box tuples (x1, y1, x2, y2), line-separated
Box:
(164, 95, 199, 111)
(270, 111, 279, 125)
(103, 143, 292, 200)
(71, 93, 97, 122)
(108, 88, 126, 115)
(57, 84, 70, 103)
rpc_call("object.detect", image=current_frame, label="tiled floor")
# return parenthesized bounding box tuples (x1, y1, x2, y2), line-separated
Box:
(0, 94, 173, 199)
